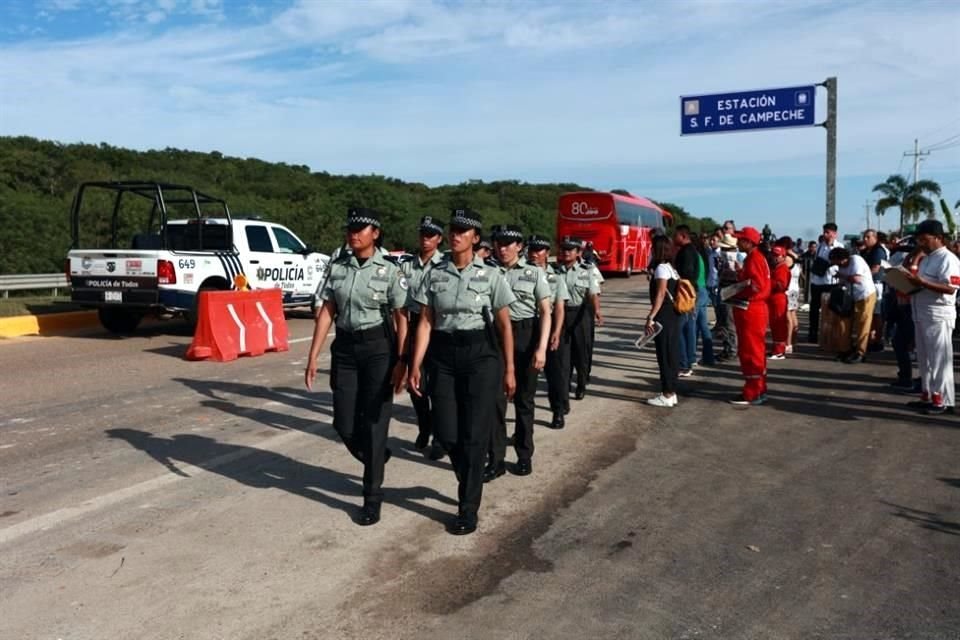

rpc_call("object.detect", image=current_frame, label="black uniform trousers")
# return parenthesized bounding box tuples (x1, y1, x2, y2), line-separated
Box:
(808, 284, 834, 342)
(330, 326, 394, 504)
(407, 312, 432, 441)
(545, 321, 572, 414)
(428, 330, 501, 517)
(490, 353, 508, 468)
(585, 308, 596, 381)
(566, 304, 590, 392)
(510, 317, 539, 462)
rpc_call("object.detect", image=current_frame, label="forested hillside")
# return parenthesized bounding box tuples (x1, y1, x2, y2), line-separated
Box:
(0, 136, 716, 274)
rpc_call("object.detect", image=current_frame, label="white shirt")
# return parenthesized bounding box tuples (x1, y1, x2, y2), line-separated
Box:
(838, 254, 874, 301)
(788, 263, 801, 293)
(811, 238, 844, 286)
(654, 263, 677, 280)
(914, 246, 960, 318)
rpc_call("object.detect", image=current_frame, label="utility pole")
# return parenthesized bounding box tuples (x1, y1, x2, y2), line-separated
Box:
(863, 200, 874, 230)
(904, 138, 930, 183)
(823, 77, 838, 225)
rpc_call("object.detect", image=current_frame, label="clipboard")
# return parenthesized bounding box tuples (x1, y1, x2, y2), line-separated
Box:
(883, 266, 921, 295)
(721, 280, 750, 301)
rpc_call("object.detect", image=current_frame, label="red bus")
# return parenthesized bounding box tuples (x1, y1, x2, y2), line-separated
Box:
(556, 192, 671, 276)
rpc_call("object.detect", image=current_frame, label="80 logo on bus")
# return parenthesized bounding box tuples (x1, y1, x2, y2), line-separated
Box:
(568, 201, 599, 216)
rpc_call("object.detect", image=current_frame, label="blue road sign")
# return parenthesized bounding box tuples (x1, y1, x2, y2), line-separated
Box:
(680, 85, 816, 135)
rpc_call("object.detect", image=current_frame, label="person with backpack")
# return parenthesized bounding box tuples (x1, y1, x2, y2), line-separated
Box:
(645, 235, 682, 407)
(672, 225, 701, 376)
(828, 246, 876, 364)
(728, 226, 772, 405)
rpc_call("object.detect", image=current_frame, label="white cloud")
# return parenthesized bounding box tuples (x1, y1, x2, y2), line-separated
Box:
(1, 0, 959, 238)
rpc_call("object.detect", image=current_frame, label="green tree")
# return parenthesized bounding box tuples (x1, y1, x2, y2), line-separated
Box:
(872, 174, 942, 232)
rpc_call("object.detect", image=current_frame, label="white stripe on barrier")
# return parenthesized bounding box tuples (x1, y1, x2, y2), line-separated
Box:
(255, 301, 275, 348)
(226, 303, 246, 352)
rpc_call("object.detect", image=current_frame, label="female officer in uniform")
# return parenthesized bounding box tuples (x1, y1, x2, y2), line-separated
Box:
(304, 207, 409, 527)
(407, 208, 516, 535)
(527, 234, 571, 429)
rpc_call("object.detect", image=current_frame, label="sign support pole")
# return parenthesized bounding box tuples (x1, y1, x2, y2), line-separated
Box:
(822, 76, 837, 225)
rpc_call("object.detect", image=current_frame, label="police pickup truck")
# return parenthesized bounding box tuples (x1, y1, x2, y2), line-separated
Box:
(66, 181, 329, 334)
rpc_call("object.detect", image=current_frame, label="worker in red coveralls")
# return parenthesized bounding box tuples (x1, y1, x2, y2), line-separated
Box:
(767, 245, 791, 360)
(729, 226, 772, 405)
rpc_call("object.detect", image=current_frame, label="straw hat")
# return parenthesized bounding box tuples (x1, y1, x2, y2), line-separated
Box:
(718, 233, 739, 250)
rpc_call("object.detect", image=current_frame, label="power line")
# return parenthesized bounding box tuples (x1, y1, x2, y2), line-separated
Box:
(917, 116, 960, 143)
(924, 133, 960, 151)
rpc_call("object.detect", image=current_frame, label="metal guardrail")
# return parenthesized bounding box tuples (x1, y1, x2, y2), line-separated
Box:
(0, 274, 70, 298)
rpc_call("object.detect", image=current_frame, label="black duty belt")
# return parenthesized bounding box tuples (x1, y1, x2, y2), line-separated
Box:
(511, 317, 536, 327)
(431, 329, 487, 345)
(336, 325, 387, 342)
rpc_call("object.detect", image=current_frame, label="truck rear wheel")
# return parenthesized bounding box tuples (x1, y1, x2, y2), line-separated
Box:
(187, 279, 230, 329)
(98, 308, 143, 334)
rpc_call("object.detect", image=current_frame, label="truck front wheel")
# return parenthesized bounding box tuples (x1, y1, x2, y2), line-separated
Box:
(98, 308, 143, 334)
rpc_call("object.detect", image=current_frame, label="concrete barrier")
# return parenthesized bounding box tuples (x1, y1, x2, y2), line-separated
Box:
(0, 311, 99, 338)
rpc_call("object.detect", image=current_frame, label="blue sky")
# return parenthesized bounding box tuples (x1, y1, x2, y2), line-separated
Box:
(1, 0, 959, 241)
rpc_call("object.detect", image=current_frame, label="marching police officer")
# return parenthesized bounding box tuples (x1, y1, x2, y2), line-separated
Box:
(483, 225, 509, 483)
(556, 236, 601, 401)
(408, 208, 516, 535)
(399, 215, 446, 460)
(486, 225, 551, 478)
(305, 207, 409, 527)
(526, 234, 571, 428)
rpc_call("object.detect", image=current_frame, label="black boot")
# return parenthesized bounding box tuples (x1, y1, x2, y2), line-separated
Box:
(447, 511, 478, 535)
(355, 501, 381, 526)
(551, 412, 565, 429)
(482, 461, 506, 483)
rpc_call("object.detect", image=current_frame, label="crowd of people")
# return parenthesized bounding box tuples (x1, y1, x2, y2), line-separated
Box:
(302, 206, 959, 537)
(644, 217, 960, 418)
(305, 207, 603, 535)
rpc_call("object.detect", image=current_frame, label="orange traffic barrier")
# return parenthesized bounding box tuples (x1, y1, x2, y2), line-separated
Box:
(186, 289, 289, 362)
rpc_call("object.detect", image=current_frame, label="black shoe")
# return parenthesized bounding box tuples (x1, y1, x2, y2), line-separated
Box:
(574, 385, 586, 400)
(427, 441, 445, 461)
(447, 512, 478, 536)
(482, 461, 506, 483)
(563, 406, 570, 415)
(355, 502, 381, 526)
(414, 432, 430, 450)
(843, 352, 864, 364)
(513, 459, 533, 476)
(551, 412, 565, 429)
(924, 404, 950, 415)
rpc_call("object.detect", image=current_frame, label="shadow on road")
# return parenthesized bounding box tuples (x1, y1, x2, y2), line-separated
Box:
(881, 500, 960, 537)
(105, 428, 457, 524)
(171, 377, 449, 470)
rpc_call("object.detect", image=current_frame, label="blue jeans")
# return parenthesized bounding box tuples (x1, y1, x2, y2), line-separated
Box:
(678, 310, 697, 370)
(695, 287, 716, 364)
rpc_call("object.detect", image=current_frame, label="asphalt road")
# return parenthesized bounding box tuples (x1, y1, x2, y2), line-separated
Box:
(1, 280, 958, 640)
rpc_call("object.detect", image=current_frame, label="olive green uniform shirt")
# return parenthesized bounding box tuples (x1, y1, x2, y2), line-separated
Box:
(319, 251, 408, 331)
(413, 256, 515, 332)
(400, 250, 445, 312)
(500, 257, 552, 321)
(541, 263, 571, 306)
(558, 261, 601, 306)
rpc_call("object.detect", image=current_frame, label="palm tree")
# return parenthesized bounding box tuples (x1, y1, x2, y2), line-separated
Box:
(872, 174, 942, 232)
